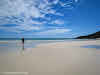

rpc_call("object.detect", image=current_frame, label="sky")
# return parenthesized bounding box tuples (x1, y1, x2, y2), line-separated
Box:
(0, 0, 100, 38)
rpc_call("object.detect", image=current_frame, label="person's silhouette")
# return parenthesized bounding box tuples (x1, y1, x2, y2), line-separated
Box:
(22, 38, 24, 44)
(22, 38, 24, 50)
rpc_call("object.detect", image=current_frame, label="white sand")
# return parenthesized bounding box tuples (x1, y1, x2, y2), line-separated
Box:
(0, 40, 100, 75)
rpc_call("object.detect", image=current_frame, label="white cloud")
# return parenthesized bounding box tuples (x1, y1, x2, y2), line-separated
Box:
(0, 0, 75, 17)
(37, 28, 71, 35)
(0, 16, 45, 33)
(0, 0, 76, 33)
(53, 0, 59, 4)
(0, 0, 55, 17)
(59, 0, 78, 8)
(0, 25, 41, 33)
(75, 0, 79, 3)
(51, 19, 64, 25)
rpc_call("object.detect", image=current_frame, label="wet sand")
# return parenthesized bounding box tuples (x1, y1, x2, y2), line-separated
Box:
(0, 40, 100, 75)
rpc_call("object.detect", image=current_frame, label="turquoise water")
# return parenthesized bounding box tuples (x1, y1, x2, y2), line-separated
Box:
(0, 38, 72, 40)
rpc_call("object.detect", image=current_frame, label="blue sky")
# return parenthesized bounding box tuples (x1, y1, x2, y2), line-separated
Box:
(0, 0, 100, 38)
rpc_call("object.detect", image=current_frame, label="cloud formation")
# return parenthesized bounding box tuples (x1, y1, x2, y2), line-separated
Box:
(0, 0, 78, 35)
(37, 28, 71, 35)
(51, 19, 64, 25)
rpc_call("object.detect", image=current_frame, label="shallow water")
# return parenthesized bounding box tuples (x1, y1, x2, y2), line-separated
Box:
(0, 40, 62, 54)
(0, 40, 100, 75)
(82, 45, 100, 49)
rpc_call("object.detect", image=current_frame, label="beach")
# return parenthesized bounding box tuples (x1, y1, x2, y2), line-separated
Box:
(0, 40, 100, 75)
